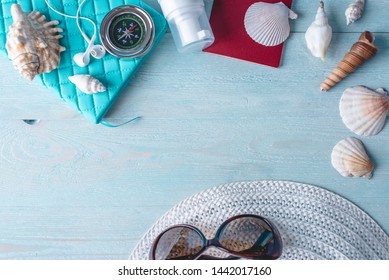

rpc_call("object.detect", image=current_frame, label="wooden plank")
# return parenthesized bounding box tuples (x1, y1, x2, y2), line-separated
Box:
(0, 115, 388, 258)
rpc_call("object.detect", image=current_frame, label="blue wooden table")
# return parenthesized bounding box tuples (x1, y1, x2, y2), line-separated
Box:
(0, 0, 388, 259)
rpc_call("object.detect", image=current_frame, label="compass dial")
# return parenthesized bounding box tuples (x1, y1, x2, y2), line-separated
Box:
(109, 14, 145, 50)
(100, 5, 155, 58)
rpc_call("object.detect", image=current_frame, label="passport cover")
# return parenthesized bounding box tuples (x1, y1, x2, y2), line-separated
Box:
(204, 0, 293, 68)
(0, 0, 167, 124)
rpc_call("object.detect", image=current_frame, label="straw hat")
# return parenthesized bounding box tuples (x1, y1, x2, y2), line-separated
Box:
(129, 181, 389, 260)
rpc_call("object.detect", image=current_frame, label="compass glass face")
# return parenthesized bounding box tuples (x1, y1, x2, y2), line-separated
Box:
(100, 5, 155, 58)
(109, 13, 145, 50)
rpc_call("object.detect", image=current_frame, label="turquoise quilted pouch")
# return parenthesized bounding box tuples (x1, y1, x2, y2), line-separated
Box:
(0, 0, 167, 124)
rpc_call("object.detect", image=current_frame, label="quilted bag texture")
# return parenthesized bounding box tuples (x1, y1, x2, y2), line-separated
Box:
(0, 0, 167, 124)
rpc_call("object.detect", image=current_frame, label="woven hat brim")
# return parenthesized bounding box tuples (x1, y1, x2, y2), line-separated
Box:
(129, 181, 389, 260)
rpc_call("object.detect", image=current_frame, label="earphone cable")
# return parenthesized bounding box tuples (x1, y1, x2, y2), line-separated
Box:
(44, 0, 95, 44)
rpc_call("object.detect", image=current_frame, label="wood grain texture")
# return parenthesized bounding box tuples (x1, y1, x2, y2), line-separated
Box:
(0, 0, 388, 259)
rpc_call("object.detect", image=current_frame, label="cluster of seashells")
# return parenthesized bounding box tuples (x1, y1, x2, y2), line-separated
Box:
(331, 86, 388, 179)
(280, 1, 384, 180)
(243, 1, 373, 92)
(304, 0, 365, 62)
(5, 4, 106, 95)
(242, 1, 382, 180)
(302, 1, 374, 92)
(306, 1, 388, 180)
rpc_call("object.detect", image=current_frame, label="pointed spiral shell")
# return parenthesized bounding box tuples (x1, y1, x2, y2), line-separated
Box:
(320, 31, 377, 92)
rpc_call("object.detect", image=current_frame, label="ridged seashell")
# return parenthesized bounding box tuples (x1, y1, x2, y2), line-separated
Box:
(5, 4, 66, 81)
(68, 75, 106, 94)
(331, 137, 374, 179)
(320, 31, 378, 92)
(305, 1, 332, 61)
(345, 0, 365, 26)
(244, 2, 298, 47)
(340, 86, 389, 136)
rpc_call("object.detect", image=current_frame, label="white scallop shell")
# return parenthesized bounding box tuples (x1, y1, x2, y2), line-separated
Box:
(68, 75, 106, 94)
(345, 0, 365, 25)
(244, 1, 298, 47)
(331, 137, 374, 179)
(5, 4, 65, 81)
(340, 86, 389, 136)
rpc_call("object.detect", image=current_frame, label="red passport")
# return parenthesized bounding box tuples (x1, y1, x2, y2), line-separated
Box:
(204, 0, 294, 68)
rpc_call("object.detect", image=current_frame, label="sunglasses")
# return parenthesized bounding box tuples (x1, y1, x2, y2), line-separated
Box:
(150, 214, 282, 260)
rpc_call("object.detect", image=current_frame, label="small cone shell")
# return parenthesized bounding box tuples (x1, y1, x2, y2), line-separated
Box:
(331, 137, 374, 179)
(320, 31, 377, 92)
(345, 0, 365, 26)
(69, 75, 106, 94)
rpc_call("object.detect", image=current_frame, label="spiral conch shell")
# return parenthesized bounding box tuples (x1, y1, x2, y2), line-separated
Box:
(5, 4, 66, 81)
(345, 0, 365, 26)
(69, 75, 106, 94)
(331, 137, 374, 179)
(340, 86, 389, 136)
(305, 1, 332, 61)
(244, 2, 298, 47)
(320, 31, 377, 92)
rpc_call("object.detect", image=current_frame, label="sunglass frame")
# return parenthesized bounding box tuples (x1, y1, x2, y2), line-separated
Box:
(149, 214, 282, 260)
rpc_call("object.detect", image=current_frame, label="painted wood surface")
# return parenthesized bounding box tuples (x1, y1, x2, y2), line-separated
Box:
(0, 0, 388, 259)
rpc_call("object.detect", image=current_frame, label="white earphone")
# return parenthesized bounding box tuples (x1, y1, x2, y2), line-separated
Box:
(45, 0, 106, 67)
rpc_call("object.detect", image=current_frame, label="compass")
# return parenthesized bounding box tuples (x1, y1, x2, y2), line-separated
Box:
(100, 5, 155, 58)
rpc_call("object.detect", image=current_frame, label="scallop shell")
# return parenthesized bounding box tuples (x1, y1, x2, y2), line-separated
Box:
(340, 86, 389, 136)
(68, 75, 106, 94)
(5, 4, 66, 81)
(345, 0, 365, 26)
(331, 137, 374, 179)
(244, 1, 298, 47)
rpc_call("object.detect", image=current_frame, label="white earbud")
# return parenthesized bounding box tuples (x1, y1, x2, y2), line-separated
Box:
(90, 45, 106, 59)
(73, 0, 106, 67)
(45, 0, 106, 68)
(73, 34, 106, 67)
(73, 43, 106, 67)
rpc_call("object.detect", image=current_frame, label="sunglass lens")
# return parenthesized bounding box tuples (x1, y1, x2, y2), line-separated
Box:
(154, 226, 204, 260)
(218, 216, 281, 259)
